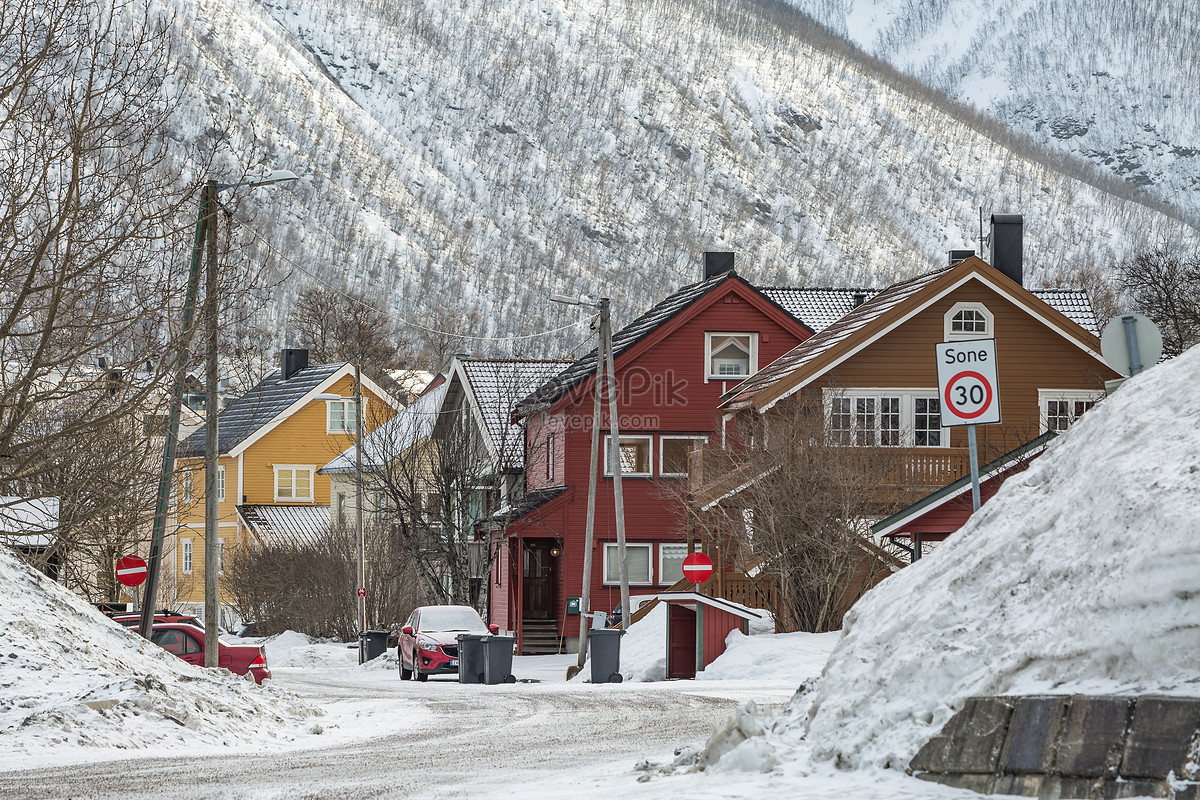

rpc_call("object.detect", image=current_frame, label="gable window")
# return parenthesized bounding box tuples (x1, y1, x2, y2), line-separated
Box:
(274, 465, 315, 502)
(945, 302, 993, 341)
(604, 543, 652, 585)
(326, 399, 359, 433)
(660, 436, 706, 477)
(604, 435, 652, 476)
(826, 390, 944, 447)
(1038, 390, 1101, 433)
(705, 333, 758, 380)
(179, 470, 194, 505)
(181, 539, 193, 574)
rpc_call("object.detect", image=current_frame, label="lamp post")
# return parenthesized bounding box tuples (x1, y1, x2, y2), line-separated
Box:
(136, 170, 297, 654)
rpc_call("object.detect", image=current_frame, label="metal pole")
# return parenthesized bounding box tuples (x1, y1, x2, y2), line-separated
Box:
(203, 179, 220, 667)
(574, 305, 605, 673)
(139, 189, 208, 640)
(1122, 315, 1144, 376)
(355, 364, 366, 654)
(602, 298, 631, 628)
(913, 532, 923, 562)
(967, 423, 981, 513)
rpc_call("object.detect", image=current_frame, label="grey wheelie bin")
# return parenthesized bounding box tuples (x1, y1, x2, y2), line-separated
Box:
(359, 630, 389, 663)
(586, 629, 624, 683)
(482, 635, 517, 684)
(456, 633, 488, 683)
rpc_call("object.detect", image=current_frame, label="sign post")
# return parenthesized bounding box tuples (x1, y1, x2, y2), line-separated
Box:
(936, 339, 1001, 512)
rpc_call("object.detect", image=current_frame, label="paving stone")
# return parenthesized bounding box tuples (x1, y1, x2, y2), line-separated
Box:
(1001, 696, 1069, 775)
(1056, 696, 1133, 778)
(1037, 776, 1104, 800)
(1120, 696, 1200, 779)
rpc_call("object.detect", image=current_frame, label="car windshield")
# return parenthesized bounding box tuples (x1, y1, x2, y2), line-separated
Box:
(419, 606, 488, 633)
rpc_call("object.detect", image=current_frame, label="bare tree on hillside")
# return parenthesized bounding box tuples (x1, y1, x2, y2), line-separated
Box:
(1117, 248, 1200, 355)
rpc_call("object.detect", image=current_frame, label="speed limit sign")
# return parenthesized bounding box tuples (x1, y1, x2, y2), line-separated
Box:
(936, 339, 1001, 426)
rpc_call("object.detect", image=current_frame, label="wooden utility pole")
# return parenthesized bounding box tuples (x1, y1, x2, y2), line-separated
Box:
(572, 306, 605, 675)
(203, 179, 220, 668)
(602, 298, 631, 628)
(355, 364, 366, 644)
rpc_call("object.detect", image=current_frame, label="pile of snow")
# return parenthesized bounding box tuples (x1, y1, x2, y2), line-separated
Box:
(711, 346, 1200, 774)
(0, 548, 317, 761)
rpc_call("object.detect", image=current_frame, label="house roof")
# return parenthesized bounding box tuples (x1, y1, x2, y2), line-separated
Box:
(655, 591, 765, 620)
(237, 504, 330, 547)
(723, 258, 1106, 412)
(442, 358, 573, 470)
(178, 363, 342, 457)
(518, 270, 753, 412)
(320, 382, 448, 474)
(484, 486, 569, 527)
(870, 431, 1057, 540)
(761, 287, 1098, 335)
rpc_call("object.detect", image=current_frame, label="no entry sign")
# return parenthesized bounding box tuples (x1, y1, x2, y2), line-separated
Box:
(681, 552, 715, 585)
(936, 339, 1001, 427)
(116, 554, 148, 587)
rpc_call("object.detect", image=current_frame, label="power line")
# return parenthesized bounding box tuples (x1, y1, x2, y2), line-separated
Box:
(233, 215, 599, 343)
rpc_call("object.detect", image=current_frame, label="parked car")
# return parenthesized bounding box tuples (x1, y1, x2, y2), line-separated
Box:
(111, 611, 203, 631)
(398, 605, 497, 682)
(149, 623, 271, 684)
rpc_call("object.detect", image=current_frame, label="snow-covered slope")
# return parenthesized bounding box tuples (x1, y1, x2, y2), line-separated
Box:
(0, 547, 316, 761)
(154, 0, 1198, 347)
(754, 345, 1200, 772)
(781, 0, 1200, 221)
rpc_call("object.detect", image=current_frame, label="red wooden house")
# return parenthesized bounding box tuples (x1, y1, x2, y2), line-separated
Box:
(493, 254, 813, 653)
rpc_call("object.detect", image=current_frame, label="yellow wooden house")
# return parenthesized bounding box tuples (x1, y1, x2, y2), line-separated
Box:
(170, 349, 398, 619)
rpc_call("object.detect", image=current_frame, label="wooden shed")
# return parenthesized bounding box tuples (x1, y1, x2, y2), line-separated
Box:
(657, 592, 763, 679)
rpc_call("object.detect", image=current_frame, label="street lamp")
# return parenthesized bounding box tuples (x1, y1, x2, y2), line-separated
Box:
(138, 169, 298, 664)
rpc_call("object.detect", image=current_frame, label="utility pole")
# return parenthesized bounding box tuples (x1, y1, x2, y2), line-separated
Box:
(203, 179, 220, 668)
(573, 304, 605, 676)
(602, 299, 631, 629)
(355, 364, 366, 650)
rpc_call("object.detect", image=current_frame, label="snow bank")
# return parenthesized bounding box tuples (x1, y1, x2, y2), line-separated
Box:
(698, 630, 839, 684)
(769, 346, 1200, 771)
(0, 548, 317, 761)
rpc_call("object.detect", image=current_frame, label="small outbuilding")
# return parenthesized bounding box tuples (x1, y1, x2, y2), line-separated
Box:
(656, 591, 763, 679)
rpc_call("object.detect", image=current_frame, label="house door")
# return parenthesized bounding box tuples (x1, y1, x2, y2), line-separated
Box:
(668, 603, 697, 679)
(523, 541, 554, 620)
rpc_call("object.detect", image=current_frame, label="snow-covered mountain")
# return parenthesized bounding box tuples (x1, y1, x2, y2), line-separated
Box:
(781, 0, 1200, 221)
(161, 0, 1200, 350)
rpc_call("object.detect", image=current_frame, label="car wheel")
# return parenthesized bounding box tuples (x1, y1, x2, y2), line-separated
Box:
(414, 651, 428, 682)
(400, 648, 412, 680)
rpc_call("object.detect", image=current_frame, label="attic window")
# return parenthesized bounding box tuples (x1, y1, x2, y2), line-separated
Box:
(706, 333, 757, 380)
(945, 302, 993, 341)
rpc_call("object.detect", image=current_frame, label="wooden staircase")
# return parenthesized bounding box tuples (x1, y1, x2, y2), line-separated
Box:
(519, 619, 561, 655)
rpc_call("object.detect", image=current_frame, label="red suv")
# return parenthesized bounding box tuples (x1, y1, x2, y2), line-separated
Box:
(149, 623, 271, 684)
(111, 611, 203, 631)
(399, 605, 496, 682)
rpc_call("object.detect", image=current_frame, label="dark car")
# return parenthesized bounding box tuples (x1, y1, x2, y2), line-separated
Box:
(149, 623, 272, 684)
(398, 605, 497, 682)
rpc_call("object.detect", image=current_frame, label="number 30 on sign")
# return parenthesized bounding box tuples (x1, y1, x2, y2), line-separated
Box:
(935, 339, 1001, 427)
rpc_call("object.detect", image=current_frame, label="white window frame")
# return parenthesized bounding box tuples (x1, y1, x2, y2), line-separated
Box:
(273, 464, 316, 502)
(181, 539, 193, 574)
(823, 389, 948, 447)
(216, 465, 225, 503)
(545, 432, 556, 482)
(325, 398, 361, 434)
(218, 538, 225, 575)
(659, 436, 707, 477)
(1037, 389, 1103, 433)
(603, 542, 653, 586)
(658, 543, 693, 585)
(704, 332, 759, 382)
(944, 302, 993, 341)
(180, 470, 194, 505)
(604, 435, 652, 477)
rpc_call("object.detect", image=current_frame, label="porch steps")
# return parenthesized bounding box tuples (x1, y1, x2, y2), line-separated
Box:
(520, 620, 561, 655)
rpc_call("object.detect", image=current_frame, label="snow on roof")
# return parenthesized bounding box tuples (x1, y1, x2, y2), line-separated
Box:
(321, 382, 448, 474)
(455, 358, 572, 468)
(238, 504, 332, 546)
(770, 343, 1200, 771)
(0, 544, 316, 761)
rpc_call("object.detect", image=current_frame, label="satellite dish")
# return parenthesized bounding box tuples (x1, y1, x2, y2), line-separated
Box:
(1101, 313, 1163, 377)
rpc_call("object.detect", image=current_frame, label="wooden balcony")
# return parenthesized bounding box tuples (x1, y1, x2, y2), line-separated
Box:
(688, 444, 972, 508)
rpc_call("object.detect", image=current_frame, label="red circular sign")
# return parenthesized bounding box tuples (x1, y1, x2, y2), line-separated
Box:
(116, 555, 147, 587)
(681, 552, 715, 585)
(943, 370, 994, 420)
(356, 587, 366, 598)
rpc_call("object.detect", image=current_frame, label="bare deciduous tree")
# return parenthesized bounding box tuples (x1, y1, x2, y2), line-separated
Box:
(1117, 248, 1200, 356)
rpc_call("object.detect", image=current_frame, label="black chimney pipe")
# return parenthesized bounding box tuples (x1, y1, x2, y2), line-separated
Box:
(281, 348, 308, 380)
(703, 251, 735, 280)
(990, 214, 1023, 285)
(948, 249, 975, 266)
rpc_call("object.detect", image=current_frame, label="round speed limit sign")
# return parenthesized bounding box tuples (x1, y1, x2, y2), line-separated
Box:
(936, 340, 1001, 426)
(944, 371, 993, 419)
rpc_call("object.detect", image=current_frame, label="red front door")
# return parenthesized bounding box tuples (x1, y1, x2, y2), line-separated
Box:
(523, 541, 554, 619)
(668, 603, 697, 679)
